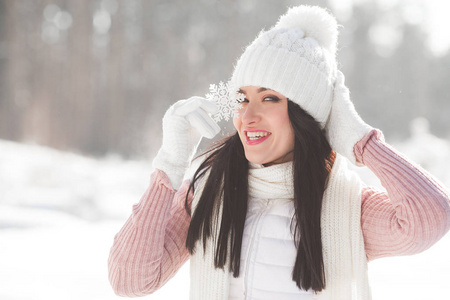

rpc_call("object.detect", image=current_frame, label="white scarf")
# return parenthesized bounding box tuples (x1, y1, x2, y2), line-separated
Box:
(248, 161, 294, 199)
(189, 154, 371, 300)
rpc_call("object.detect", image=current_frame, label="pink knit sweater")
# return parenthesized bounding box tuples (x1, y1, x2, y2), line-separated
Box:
(108, 129, 450, 297)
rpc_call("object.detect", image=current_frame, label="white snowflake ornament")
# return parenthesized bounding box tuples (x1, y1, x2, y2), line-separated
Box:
(205, 80, 245, 122)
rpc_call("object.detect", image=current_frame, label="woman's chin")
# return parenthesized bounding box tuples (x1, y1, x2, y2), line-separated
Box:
(245, 154, 269, 166)
(245, 152, 293, 166)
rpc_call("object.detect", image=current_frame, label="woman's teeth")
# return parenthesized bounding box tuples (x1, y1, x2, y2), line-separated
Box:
(246, 131, 270, 140)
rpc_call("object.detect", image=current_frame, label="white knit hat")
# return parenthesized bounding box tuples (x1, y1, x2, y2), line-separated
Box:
(230, 5, 339, 128)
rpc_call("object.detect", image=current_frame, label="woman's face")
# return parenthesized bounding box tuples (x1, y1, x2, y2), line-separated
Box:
(233, 86, 295, 166)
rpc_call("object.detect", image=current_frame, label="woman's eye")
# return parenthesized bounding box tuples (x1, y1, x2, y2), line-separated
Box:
(264, 96, 280, 102)
(236, 96, 279, 103)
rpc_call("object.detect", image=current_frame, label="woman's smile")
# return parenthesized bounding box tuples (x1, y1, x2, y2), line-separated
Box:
(244, 129, 272, 145)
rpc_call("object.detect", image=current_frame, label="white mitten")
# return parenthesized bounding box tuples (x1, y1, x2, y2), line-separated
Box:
(152, 96, 221, 189)
(325, 71, 373, 166)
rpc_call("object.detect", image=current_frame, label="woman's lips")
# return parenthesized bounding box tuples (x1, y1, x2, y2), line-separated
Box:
(244, 130, 272, 145)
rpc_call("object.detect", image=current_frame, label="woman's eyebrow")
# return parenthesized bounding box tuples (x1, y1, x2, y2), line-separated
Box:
(256, 87, 270, 93)
(238, 87, 272, 95)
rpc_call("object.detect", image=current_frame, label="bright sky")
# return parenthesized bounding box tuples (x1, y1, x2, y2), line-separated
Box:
(329, 0, 450, 56)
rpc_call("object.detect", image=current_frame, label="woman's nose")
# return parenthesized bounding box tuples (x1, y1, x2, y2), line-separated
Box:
(241, 102, 261, 125)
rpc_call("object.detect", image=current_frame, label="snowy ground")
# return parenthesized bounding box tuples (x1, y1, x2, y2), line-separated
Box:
(1, 126, 450, 299)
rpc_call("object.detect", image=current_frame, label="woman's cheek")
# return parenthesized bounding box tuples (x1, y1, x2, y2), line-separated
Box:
(232, 117, 240, 130)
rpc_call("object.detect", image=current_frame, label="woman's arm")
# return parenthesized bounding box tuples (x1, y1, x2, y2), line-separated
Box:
(108, 169, 193, 297)
(356, 129, 450, 261)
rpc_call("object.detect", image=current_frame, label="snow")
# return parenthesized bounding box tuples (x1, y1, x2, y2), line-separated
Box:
(1, 126, 450, 299)
(0, 140, 189, 300)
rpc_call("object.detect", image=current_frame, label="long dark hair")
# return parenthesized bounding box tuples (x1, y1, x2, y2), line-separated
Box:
(185, 100, 334, 292)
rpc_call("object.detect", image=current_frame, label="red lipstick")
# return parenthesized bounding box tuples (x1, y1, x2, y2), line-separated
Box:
(244, 129, 271, 145)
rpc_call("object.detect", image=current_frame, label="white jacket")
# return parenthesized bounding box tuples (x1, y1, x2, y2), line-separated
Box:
(229, 195, 314, 299)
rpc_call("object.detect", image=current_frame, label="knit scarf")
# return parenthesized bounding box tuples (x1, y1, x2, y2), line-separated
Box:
(248, 161, 294, 199)
(189, 154, 371, 300)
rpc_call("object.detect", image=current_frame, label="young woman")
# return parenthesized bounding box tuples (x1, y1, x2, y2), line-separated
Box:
(108, 6, 450, 300)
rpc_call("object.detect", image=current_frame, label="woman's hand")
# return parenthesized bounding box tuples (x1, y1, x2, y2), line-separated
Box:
(325, 71, 373, 166)
(152, 96, 221, 189)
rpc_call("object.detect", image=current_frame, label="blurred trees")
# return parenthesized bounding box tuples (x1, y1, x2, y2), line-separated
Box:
(0, 0, 449, 159)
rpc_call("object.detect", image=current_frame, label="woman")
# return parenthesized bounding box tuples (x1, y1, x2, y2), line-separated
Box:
(108, 6, 450, 299)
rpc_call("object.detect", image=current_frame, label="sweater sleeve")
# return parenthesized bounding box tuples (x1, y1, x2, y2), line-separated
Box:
(108, 169, 193, 297)
(355, 129, 450, 262)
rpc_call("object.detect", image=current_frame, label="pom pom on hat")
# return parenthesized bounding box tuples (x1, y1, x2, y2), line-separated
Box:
(274, 6, 338, 55)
